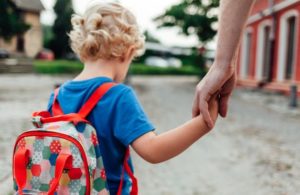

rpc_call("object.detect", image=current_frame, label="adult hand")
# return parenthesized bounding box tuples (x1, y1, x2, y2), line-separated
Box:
(192, 63, 236, 128)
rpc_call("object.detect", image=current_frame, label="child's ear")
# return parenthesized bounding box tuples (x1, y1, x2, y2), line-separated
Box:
(122, 46, 135, 62)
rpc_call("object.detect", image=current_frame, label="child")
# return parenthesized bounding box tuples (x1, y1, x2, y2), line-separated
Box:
(48, 2, 218, 194)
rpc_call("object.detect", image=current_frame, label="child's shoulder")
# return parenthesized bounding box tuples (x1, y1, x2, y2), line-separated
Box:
(47, 80, 137, 110)
(110, 83, 138, 101)
(59, 77, 134, 96)
(112, 83, 135, 94)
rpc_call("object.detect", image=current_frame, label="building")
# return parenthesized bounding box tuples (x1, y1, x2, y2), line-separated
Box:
(237, 0, 300, 95)
(0, 0, 44, 58)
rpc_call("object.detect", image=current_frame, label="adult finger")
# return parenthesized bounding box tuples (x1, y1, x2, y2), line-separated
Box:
(199, 95, 213, 129)
(192, 91, 200, 118)
(219, 94, 230, 117)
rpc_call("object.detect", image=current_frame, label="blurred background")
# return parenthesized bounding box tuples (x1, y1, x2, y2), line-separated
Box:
(0, 0, 299, 194)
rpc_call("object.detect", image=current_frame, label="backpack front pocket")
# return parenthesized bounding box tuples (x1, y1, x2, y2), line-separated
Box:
(13, 130, 91, 195)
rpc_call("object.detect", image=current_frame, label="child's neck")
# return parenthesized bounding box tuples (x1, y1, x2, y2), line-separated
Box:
(74, 59, 118, 81)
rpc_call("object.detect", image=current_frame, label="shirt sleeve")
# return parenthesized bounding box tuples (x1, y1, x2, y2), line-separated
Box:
(112, 87, 155, 146)
(47, 92, 54, 112)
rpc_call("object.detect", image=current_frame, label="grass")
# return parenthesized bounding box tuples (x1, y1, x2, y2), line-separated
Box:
(33, 60, 205, 76)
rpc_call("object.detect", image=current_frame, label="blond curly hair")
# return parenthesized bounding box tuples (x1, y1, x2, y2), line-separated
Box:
(69, 2, 145, 61)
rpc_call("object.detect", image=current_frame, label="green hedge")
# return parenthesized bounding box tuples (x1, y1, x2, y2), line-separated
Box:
(34, 60, 83, 74)
(34, 60, 205, 76)
(129, 63, 204, 76)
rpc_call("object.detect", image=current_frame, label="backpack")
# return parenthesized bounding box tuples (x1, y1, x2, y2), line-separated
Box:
(12, 82, 138, 195)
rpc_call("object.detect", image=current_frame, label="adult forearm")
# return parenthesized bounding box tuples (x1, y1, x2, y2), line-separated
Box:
(215, 0, 255, 68)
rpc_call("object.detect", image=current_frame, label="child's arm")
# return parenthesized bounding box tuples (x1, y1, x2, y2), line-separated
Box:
(131, 98, 218, 164)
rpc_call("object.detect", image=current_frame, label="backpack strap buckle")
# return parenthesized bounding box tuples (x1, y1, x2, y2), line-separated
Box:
(32, 111, 51, 128)
(32, 116, 43, 128)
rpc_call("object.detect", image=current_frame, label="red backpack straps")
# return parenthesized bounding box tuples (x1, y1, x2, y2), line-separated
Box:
(79, 82, 138, 194)
(52, 88, 64, 116)
(117, 148, 138, 195)
(124, 149, 138, 195)
(51, 82, 138, 194)
(78, 82, 116, 118)
(52, 82, 116, 118)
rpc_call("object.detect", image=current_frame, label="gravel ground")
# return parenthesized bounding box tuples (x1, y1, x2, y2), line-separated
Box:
(0, 74, 299, 195)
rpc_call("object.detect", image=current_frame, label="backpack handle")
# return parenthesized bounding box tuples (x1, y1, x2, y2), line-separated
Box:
(48, 153, 73, 195)
(13, 148, 30, 195)
(13, 150, 73, 195)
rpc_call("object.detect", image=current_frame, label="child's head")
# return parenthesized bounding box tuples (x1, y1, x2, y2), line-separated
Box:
(69, 2, 144, 63)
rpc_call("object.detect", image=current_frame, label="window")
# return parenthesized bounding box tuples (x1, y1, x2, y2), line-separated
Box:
(245, 32, 252, 76)
(240, 29, 253, 79)
(263, 26, 272, 81)
(263, 26, 271, 78)
(256, 21, 273, 81)
(285, 16, 296, 80)
(17, 35, 25, 52)
(278, 10, 298, 81)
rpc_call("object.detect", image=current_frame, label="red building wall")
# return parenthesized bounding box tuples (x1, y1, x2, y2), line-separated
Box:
(250, 0, 269, 15)
(238, 0, 300, 95)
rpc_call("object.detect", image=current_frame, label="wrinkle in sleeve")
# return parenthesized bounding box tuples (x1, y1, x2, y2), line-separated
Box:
(113, 88, 155, 146)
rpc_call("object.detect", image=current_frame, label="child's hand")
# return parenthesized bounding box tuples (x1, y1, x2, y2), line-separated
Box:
(208, 94, 219, 127)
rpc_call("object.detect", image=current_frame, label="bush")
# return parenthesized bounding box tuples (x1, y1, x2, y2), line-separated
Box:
(34, 60, 83, 74)
(34, 60, 205, 76)
(129, 63, 204, 76)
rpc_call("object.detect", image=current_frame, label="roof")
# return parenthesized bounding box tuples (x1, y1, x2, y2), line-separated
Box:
(13, 0, 44, 12)
(247, 0, 300, 24)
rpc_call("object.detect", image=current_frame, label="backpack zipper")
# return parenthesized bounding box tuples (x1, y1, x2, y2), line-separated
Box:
(14, 130, 91, 195)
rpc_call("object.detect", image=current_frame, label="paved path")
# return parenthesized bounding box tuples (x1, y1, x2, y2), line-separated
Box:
(131, 76, 300, 195)
(0, 74, 299, 195)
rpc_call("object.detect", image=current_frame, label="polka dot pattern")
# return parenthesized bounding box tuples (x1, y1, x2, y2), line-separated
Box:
(73, 155, 83, 168)
(17, 138, 26, 149)
(68, 180, 81, 193)
(70, 144, 80, 155)
(33, 139, 44, 152)
(32, 152, 43, 164)
(50, 140, 62, 154)
(30, 176, 41, 190)
(91, 133, 98, 145)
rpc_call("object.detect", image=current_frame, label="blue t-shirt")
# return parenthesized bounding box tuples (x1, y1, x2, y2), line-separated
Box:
(47, 76, 155, 194)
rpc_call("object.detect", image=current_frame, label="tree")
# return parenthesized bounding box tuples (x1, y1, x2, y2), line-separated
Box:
(42, 25, 54, 49)
(50, 0, 74, 58)
(154, 0, 219, 45)
(0, 0, 30, 41)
